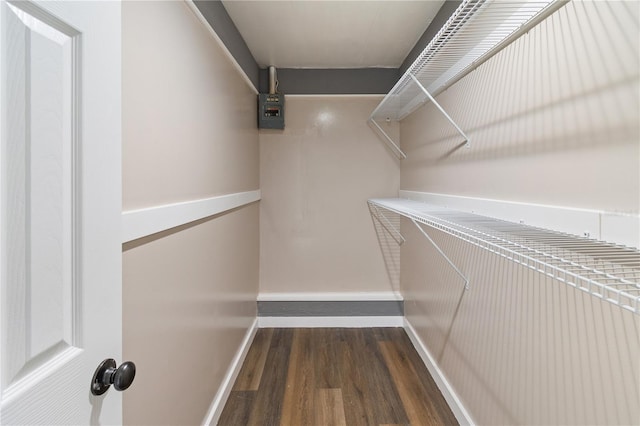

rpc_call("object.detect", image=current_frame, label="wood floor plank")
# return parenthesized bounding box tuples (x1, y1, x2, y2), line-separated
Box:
(221, 328, 457, 426)
(233, 328, 274, 391)
(280, 329, 316, 426)
(315, 388, 347, 426)
(339, 329, 376, 426)
(360, 329, 410, 424)
(379, 341, 450, 425)
(246, 329, 293, 426)
(218, 391, 255, 425)
(394, 330, 458, 425)
(314, 328, 342, 388)
(374, 327, 404, 342)
(372, 327, 395, 342)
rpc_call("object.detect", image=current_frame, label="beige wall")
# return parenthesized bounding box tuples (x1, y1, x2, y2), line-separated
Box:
(122, 205, 258, 425)
(259, 96, 400, 294)
(401, 1, 639, 213)
(400, 2, 640, 424)
(122, 2, 258, 211)
(122, 2, 259, 425)
(401, 219, 639, 425)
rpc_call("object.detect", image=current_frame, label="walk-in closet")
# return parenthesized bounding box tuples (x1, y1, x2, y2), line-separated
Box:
(0, 0, 637, 424)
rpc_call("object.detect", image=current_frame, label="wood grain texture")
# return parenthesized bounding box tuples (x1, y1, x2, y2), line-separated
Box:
(220, 328, 457, 426)
(233, 328, 273, 391)
(314, 328, 342, 389)
(339, 330, 376, 426)
(315, 388, 347, 426)
(217, 391, 255, 425)
(280, 329, 315, 425)
(379, 341, 445, 425)
(394, 329, 460, 423)
(361, 329, 410, 424)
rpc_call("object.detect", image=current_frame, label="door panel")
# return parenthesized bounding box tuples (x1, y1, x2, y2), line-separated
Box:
(4, 0, 78, 388)
(1, 0, 121, 423)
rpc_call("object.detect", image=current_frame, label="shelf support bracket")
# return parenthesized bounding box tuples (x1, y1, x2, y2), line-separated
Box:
(409, 74, 470, 148)
(368, 118, 407, 160)
(369, 204, 405, 246)
(411, 218, 470, 290)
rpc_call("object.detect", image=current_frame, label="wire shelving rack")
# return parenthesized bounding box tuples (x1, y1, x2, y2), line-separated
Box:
(368, 0, 568, 158)
(368, 198, 640, 315)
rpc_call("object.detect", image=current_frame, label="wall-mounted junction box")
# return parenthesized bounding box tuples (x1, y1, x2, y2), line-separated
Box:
(258, 93, 284, 129)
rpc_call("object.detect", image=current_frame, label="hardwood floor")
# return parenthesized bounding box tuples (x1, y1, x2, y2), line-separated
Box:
(219, 328, 458, 426)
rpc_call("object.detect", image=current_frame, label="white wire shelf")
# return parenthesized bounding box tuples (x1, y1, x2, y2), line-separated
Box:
(368, 198, 640, 315)
(369, 0, 567, 158)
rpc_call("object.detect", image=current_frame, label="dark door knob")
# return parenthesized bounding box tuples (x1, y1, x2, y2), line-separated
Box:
(91, 358, 136, 396)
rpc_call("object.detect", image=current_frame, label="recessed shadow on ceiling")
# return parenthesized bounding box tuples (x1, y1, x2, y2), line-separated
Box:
(194, 0, 460, 95)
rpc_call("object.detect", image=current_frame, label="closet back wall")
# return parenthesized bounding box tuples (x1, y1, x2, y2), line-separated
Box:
(260, 96, 400, 296)
(122, 1, 259, 424)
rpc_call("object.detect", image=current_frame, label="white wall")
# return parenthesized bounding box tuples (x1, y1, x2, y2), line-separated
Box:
(121, 2, 259, 424)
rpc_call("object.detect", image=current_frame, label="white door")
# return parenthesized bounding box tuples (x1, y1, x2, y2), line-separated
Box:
(0, 0, 122, 424)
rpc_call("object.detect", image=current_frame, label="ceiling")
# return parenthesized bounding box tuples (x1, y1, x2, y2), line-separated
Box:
(221, 1, 445, 69)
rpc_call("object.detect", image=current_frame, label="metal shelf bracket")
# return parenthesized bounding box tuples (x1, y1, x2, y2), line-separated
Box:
(411, 218, 470, 291)
(368, 118, 407, 160)
(369, 203, 405, 245)
(409, 74, 470, 148)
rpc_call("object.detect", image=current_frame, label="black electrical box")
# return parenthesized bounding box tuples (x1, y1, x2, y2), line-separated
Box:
(258, 93, 285, 129)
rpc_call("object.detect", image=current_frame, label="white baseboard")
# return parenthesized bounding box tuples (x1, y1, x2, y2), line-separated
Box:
(257, 291, 403, 302)
(202, 318, 258, 426)
(403, 318, 475, 426)
(258, 316, 404, 328)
